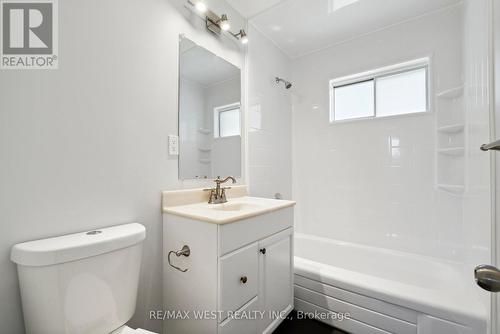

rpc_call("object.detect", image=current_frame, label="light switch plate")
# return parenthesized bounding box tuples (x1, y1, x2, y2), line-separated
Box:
(168, 135, 179, 155)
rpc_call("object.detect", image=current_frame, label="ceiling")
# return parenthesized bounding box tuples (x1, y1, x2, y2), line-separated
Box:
(180, 39, 240, 86)
(236, 0, 461, 58)
(225, 0, 287, 18)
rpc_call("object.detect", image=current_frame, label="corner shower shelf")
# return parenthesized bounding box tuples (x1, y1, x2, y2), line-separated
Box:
(436, 85, 464, 99)
(437, 147, 465, 156)
(437, 124, 465, 133)
(436, 83, 466, 196)
(198, 158, 211, 164)
(437, 184, 465, 194)
(198, 147, 212, 152)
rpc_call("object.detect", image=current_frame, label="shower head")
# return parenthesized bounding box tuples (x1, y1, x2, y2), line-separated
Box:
(275, 77, 292, 89)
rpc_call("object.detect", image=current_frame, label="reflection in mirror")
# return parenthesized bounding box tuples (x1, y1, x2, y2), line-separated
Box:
(178, 37, 242, 180)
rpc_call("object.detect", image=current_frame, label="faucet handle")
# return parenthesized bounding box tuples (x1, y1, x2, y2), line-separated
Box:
(203, 188, 217, 204)
(220, 188, 228, 203)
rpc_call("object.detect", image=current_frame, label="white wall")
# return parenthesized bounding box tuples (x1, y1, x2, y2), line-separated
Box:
(291, 5, 465, 259)
(247, 25, 293, 199)
(0, 0, 245, 332)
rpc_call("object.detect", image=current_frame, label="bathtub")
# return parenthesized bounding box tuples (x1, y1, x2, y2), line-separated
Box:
(293, 233, 488, 334)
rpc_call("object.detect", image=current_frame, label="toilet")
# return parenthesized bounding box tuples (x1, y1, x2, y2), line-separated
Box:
(11, 223, 156, 334)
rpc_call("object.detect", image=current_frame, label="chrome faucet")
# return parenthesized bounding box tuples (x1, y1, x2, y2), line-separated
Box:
(204, 176, 236, 204)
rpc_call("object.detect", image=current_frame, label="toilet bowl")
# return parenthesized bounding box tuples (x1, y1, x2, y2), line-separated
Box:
(11, 223, 157, 334)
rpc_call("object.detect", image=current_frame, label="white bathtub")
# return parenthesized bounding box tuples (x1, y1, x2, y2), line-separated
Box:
(293, 233, 488, 334)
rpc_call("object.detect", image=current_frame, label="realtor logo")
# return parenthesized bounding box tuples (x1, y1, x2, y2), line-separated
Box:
(1, 0, 58, 69)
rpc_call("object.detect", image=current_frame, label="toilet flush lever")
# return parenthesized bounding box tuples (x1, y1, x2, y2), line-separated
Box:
(168, 245, 190, 272)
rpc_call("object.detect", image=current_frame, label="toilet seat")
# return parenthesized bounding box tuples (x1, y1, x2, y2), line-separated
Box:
(110, 325, 157, 334)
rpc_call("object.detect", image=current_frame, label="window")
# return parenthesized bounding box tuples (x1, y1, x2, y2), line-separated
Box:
(330, 59, 429, 122)
(334, 80, 374, 121)
(214, 103, 241, 138)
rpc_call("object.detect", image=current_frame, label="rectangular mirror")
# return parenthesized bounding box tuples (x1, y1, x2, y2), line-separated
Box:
(178, 37, 242, 180)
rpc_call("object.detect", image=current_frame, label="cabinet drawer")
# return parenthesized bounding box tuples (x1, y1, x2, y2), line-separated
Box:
(219, 297, 259, 334)
(219, 243, 258, 318)
(218, 207, 293, 255)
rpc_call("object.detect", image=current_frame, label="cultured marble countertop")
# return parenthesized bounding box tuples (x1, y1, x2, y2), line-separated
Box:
(162, 186, 295, 224)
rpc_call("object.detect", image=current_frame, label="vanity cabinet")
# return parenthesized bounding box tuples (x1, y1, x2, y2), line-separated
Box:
(163, 195, 294, 334)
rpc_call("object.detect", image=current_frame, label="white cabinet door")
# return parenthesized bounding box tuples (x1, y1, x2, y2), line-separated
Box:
(259, 228, 293, 332)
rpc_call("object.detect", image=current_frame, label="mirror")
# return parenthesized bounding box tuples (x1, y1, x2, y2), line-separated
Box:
(178, 37, 242, 180)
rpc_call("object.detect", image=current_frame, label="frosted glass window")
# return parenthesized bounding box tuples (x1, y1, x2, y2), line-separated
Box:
(333, 80, 374, 121)
(330, 60, 429, 122)
(218, 107, 240, 137)
(376, 68, 427, 117)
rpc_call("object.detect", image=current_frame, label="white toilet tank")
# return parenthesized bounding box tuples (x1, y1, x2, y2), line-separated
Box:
(11, 223, 146, 334)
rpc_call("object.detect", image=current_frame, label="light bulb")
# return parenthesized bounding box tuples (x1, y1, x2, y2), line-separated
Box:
(195, 1, 207, 13)
(220, 14, 230, 31)
(239, 30, 248, 44)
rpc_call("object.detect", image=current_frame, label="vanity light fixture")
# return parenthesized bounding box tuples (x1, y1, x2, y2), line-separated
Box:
(186, 0, 248, 44)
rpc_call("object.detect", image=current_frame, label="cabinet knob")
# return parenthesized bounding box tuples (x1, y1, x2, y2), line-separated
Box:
(240, 276, 248, 284)
(260, 248, 266, 255)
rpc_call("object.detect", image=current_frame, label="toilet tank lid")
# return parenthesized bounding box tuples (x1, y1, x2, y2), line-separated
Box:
(11, 223, 146, 267)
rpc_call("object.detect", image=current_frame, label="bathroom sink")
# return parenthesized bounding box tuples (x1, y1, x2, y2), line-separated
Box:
(162, 186, 295, 224)
(211, 202, 263, 212)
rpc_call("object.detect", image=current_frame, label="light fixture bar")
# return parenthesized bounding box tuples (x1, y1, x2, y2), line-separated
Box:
(205, 10, 222, 34)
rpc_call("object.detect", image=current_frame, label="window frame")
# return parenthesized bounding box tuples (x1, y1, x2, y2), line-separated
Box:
(329, 58, 431, 123)
(214, 102, 241, 138)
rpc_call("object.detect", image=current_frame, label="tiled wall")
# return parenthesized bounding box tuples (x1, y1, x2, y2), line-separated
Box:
(247, 25, 293, 199)
(462, 0, 492, 309)
(291, 5, 465, 260)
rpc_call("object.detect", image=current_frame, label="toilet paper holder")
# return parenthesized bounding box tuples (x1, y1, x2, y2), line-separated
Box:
(168, 245, 190, 272)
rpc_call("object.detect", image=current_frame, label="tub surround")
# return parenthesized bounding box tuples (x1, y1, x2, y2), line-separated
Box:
(162, 186, 296, 224)
(291, 5, 464, 260)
